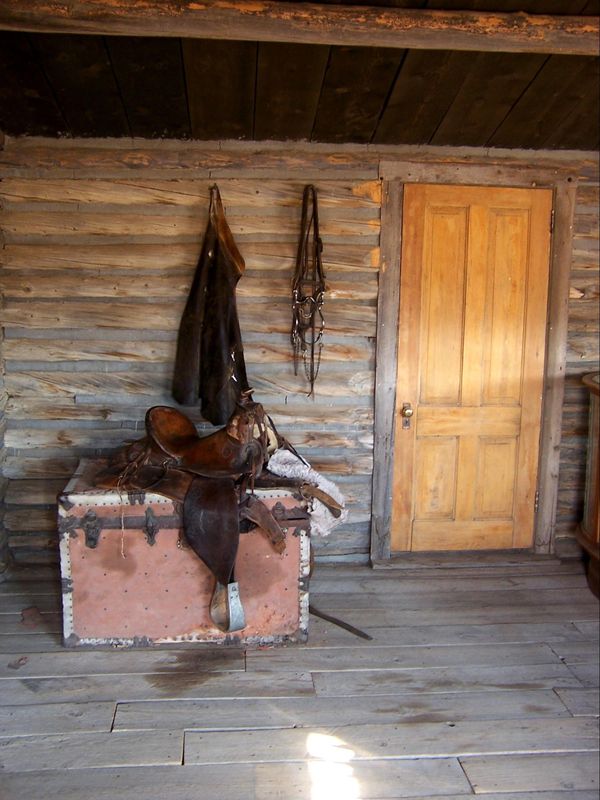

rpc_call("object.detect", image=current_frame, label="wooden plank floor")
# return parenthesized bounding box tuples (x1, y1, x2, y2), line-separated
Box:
(0, 556, 598, 799)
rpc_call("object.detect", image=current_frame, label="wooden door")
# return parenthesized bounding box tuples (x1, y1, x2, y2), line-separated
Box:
(391, 184, 553, 552)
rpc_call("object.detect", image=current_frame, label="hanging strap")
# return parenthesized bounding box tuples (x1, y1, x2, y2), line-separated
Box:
(291, 185, 325, 396)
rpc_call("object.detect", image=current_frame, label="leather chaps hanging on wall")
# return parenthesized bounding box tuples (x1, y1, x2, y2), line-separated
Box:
(172, 185, 250, 425)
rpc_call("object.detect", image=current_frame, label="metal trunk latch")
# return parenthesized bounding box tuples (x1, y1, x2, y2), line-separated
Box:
(82, 510, 103, 549)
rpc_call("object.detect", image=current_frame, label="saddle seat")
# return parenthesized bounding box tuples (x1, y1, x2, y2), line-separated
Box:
(146, 405, 264, 480)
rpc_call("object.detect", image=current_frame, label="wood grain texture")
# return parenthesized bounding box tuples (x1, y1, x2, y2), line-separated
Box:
(254, 42, 329, 141)
(0, 559, 597, 799)
(107, 37, 190, 140)
(0, 730, 184, 772)
(182, 39, 256, 140)
(370, 180, 401, 562)
(536, 180, 579, 552)
(0, 2, 598, 55)
(183, 717, 599, 763)
(30, 34, 129, 138)
(461, 752, 600, 793)
(311, 46, 403, 144)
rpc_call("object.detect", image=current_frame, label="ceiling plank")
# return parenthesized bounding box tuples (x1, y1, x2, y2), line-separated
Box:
(430, 52, 547, 147)
(0, 32, 67, 137)
(373, 49, 473, 145)
(31, 34, 129, 137)
(312, 46, 404, 143)
(0, 1, 597, 57)
(540, 57, 600, 149)
(255, 42, 329, 141)
(490, 55, 600, 149)
(182, 39, 256, 140)
(107, 37, 190, 139)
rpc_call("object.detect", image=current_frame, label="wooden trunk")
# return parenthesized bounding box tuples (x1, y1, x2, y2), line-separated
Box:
(58, 461, 310, 646)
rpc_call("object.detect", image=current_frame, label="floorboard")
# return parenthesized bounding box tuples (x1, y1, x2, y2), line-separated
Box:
(245, 642, 561, 672)
(0, 558, 597, 799)
(555, 688, 600, 717)
(0, 701, 116, 737)
(0, 729, 183, 771)
(304, 619, 589, 648)
(113, 688, 571, 731)
(0, 647, 244, 678)
(312, 662, 582, 697)
(183, 718, 599, 763)
(461, 751, 600, 793)
(0, 670, 314, 706)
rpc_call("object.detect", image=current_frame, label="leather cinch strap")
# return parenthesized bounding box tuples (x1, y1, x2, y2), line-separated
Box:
(291, 185, 325, 397)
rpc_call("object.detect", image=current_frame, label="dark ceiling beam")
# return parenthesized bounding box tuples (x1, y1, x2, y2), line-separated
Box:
(0, 1, 598, 57)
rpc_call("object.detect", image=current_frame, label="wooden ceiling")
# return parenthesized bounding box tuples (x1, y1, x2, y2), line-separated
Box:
(0, 0, 598, 150)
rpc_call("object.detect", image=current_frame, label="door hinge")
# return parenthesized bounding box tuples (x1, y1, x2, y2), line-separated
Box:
(534, 490, 540, 513)
(550, 209, 555, 234)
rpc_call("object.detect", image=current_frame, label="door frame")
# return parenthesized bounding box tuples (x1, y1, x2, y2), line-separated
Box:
(370, 159, 578, 563)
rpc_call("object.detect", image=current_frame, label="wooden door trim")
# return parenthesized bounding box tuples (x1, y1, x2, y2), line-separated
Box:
(371, 181, 403, 561)
(370, 172, 578, 563)
(536, 179, 578, 553)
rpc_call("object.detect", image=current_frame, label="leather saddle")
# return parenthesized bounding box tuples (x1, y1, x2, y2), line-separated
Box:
(95, 394, 286, 633)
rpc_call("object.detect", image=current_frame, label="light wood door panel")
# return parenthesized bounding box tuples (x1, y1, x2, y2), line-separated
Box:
(392, 184, 553, 552)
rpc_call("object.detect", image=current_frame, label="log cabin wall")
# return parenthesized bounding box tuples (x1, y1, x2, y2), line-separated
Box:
(558, 163, 600, 554)
(0, 137, 598, 566)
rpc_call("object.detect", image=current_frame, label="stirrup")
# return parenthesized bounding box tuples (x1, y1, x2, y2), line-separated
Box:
(210, 581, 246, 633)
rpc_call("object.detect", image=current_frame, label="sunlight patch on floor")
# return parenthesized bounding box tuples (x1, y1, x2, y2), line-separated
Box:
(307, 731, 361, 800)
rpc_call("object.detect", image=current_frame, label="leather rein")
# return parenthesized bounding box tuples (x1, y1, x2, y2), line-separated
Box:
(291, 185, 325, 397)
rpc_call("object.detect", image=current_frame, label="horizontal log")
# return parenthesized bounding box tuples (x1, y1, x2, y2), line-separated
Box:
(569, 277, 599, 302)
(5, 368, 374, 400)
(0, 242, 380, 272)
(5, 479, 66, 506)
(1, 210, 379, 240)
(0, 271, 379, 302)
(1, 139, 595, 179)
(0, 1, 597, 55)
(0, 178, 381, 208)
(2, 336, 375, 365)
(4, 371, 171, 399)
(3, 339, 175, 364)
(9, 548, 59, 565)
(2, 299, 377, 335)
(4, 426, 371, 452)
(568, 297, 600, 320)
(573, 216, 599, 237)
(571, 233, 600, 251)
(4, 428, 140, 451)
(566, 334, 600, 364)
(4, 509, 56, 532)
(0, 141, 379, 179)
(307, 455, 373, 476)
(6, 534, 58, 553)
(576, 183, 600, 204)
(6, 399, 374, 427)
(2, 457, 81, 479)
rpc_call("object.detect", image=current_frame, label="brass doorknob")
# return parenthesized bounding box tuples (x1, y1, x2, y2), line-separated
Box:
(401, 403, 414, 418)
